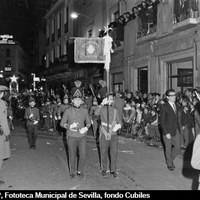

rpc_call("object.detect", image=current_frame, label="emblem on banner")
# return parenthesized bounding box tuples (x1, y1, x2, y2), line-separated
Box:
(74, 38, 105, 63)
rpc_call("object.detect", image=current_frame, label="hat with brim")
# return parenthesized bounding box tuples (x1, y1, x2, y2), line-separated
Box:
(29, 96, 35, 103)
(0, 85, 9, 91)
(63, 94, 68, 100)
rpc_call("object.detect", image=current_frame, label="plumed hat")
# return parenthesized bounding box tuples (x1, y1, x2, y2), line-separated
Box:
(57, 98, 61, 103)
(71, 80, 84, 99)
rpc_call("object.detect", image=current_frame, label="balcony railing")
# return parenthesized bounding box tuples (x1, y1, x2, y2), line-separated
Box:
(41, 55, 69, 76)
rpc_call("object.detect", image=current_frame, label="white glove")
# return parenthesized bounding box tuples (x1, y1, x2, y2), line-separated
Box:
(33, 121, 38, 125)
(70, 123, 78, 129)
(29, 114, 33, 118)
(101, 98, 108, 105)
(112, 124, 121, 132)
(79, 127, 88, 134)
(58, 116, 61, 120)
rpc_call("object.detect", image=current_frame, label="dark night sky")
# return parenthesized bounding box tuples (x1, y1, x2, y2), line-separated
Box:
(0, 0, 56, 59)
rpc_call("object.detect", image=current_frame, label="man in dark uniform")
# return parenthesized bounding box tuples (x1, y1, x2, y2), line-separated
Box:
(160, 89, 181, 171)
(60, 82, 91, 180)
(24, 97, 40, 149)
(95, 94, 122, 178)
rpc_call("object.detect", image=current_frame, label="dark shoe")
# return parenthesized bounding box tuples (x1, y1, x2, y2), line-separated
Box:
(167, 166, 174, 171)
(110, 171, 119, 179)
(70, 173, 75, 180)
(0, 180, 5, 185)
(77, 171, 84, 180)
(172, 163, 175, 169)
(101, 170, 107, 177)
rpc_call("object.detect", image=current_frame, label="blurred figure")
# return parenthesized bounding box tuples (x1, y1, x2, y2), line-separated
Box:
(89, 98, 100, 139)
(24, 97, 40, 149)
(191, 133, 200, 190)
(0, 85, 11, 185)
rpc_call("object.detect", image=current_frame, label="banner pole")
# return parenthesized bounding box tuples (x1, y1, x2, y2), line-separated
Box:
(106, 68, 110, 133)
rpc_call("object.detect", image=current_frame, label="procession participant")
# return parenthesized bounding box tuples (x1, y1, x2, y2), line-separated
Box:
(60, 83, 91, 180)
(95, 93, 122, 178)
(43, 98, 53, 131)
(98, 80, 107, 104)
(89, 97, 100, 139)
(24, 97, 40, 149)
(0, 85, 11, 185)
(57, 94, 70, 140)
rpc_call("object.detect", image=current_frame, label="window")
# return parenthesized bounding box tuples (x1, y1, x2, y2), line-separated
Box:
(64, 7, 68, 33)
(51, 18, 55, 34)
(177, 68, 193, 87)
(6, 49, 10, 57)
(113, 10, 119, 21)
(88, 29, 92, 38)
(174, 0, 199, 23)
(5, 59, 11, 66)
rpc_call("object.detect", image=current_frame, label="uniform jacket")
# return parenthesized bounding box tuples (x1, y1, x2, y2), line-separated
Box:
(60, 106, 91, 137)
(24, 106, 40, 126)
(57, 104, 70, 118)
(160, 101, 179, 136)
(95, 105, 121, 136)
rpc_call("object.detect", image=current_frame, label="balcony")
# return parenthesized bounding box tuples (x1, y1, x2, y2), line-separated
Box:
(173, 17, 200, 31)
(41, 55, 69, 76)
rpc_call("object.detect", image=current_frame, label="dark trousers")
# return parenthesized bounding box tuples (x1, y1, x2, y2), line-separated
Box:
(67, 136, 86, 174)
(163, 129, 181, 167)
(26, 125, 38, 147)
(99, 134, 119, 172)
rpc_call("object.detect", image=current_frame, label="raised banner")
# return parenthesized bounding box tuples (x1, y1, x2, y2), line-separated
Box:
(74, 37, 105, 63)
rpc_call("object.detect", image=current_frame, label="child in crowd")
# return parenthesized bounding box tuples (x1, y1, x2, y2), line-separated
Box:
(147, 107, 160, 146)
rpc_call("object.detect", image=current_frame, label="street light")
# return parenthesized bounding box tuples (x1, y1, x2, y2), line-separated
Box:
(70, 12, 94, 22)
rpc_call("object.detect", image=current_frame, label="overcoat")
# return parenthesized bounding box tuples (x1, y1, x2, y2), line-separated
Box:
(0, 99, 11, 160)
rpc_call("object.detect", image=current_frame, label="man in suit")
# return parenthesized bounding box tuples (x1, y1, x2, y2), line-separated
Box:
(160, 89, 181, 171)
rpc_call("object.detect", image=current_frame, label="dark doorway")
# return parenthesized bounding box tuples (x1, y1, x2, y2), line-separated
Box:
(138, 67, 148, 93)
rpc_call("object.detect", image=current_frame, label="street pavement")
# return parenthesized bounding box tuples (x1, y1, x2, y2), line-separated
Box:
(0, 121, 199, 191)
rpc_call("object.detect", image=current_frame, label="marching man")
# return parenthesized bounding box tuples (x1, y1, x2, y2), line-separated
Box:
(95, 93, 121, 178)
(60, 81, 91, 180)
(24, 96, 40, 149)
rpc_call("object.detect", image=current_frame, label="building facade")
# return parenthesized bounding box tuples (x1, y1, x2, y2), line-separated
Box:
(0, 34, 29, 91)
(43, 0, 200, 96)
